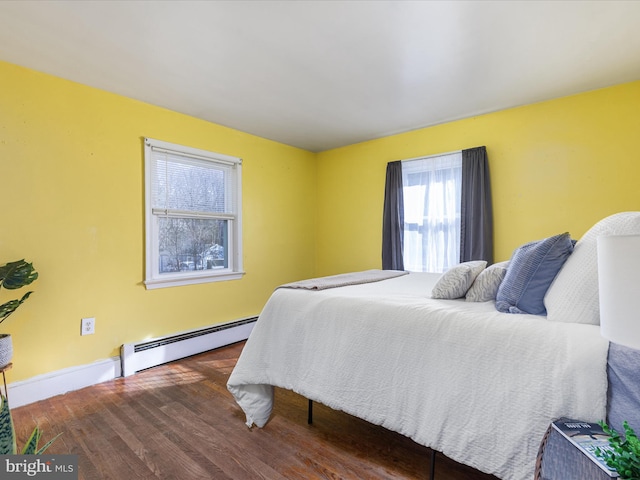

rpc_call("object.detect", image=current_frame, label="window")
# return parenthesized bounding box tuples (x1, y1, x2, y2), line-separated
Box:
(402, 152, 462, 273)
(144, 138, 243, 289)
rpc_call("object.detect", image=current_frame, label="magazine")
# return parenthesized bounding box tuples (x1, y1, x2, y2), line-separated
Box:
(551, 419, 619, 477)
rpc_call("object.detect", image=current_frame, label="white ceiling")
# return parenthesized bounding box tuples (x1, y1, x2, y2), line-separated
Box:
(1, 1, 640, 152)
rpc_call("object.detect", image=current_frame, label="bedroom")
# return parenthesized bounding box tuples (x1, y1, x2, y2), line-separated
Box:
(1, 1, 640, 479)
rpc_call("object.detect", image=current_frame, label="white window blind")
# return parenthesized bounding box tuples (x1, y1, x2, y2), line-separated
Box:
(151, 151, 235, 216)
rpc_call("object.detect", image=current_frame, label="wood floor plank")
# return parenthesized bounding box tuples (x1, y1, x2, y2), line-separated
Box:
(10, 341, 499, 480)
(161, 397, 289, 480)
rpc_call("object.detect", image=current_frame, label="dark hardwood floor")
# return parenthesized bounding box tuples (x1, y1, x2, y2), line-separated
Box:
(11, 342, 498, 480)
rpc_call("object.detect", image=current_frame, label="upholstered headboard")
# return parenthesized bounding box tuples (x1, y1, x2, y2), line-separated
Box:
(545, 211, 640, 325)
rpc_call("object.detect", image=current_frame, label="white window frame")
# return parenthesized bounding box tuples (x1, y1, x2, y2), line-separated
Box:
(144, 137, 244, 289)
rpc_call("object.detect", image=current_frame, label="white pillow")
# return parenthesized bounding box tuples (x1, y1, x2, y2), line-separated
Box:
(466, 261, 509, 302)
(544, 212, 640, 325)
(431, 261, 487, 299)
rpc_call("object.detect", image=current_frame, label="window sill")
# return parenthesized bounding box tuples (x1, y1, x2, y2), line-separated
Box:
(144, 270, 245, 290)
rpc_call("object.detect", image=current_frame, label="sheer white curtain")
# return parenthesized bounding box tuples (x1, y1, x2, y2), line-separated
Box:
(402, 152, 462, 273)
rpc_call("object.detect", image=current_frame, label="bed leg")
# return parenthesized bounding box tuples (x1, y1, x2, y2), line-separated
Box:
(308, 399, 313, 424)
(430, 449, 436, 480)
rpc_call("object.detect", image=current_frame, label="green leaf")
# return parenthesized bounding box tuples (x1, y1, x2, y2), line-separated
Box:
(36, 432, 62, 455)
(0, 260, 38, 290)
(21, 427, 42, 454)
(0, 292, 33, 322)
(0, 394, 17, 455)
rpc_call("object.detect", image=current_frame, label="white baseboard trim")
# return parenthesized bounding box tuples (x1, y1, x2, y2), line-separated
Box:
(5, 321, 254, 408)
(6, 357, 122, 408)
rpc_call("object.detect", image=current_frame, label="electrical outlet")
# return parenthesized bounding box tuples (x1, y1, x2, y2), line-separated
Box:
(81, 317, 95, 336)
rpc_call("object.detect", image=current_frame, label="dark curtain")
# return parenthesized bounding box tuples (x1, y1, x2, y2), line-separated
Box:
(460, 146, 494, 263)
(382, 161, 404, 270)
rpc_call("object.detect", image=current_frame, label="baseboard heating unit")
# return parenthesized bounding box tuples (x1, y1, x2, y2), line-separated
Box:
(121, 316, 257, 377)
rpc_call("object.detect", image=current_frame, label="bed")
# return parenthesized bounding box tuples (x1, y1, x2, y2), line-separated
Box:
(227, 212, 640, 480)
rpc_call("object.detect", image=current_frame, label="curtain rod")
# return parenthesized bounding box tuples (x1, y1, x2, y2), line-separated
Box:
(400, 149, 462, 163)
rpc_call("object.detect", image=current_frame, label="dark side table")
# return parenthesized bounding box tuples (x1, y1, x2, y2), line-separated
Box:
(535, 423, 618, 480)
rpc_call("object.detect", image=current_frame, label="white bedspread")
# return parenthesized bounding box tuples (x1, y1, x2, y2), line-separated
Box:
(227, 272, 609, 480)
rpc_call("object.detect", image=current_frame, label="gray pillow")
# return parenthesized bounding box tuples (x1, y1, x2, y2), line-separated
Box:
(466, 261, 509, 302)
(431, 261, 487, 299)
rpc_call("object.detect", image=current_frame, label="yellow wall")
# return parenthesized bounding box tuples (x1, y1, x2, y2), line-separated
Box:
(0, 61, 317, 381)
(316, 81, 640, 276)
(2, 57, 640, 386)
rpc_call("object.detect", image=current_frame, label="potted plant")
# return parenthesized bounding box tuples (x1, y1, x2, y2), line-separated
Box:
(0, 260, 38, 368)
(597, 421, 640, 480)
(0, 393, 59, 454)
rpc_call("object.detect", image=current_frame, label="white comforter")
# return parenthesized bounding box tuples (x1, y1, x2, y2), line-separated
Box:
(227, 272, 609, 480)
